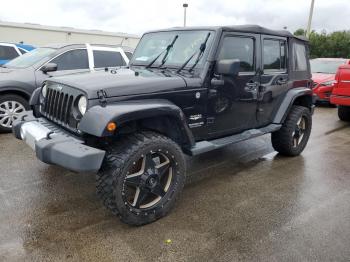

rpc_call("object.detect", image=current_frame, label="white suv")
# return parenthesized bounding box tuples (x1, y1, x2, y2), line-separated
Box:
(0, 42, 35, 65)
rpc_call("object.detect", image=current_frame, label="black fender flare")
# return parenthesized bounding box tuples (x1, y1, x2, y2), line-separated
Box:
(0, 82, 33, 99)
(29, 87, 41, 105)
(79, 99, 195, 146)
(273, 87, 314, 124)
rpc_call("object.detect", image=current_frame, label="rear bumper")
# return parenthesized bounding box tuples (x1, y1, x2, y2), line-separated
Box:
(330, 95, 350, 106)
(12, 111, 105, 172)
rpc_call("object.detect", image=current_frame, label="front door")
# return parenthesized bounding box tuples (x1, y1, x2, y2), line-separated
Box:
(207, 33, 261, 137)
(35, 49, 90, 88)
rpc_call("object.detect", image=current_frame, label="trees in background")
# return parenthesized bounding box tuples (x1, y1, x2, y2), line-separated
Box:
(294, 29, 350, 58)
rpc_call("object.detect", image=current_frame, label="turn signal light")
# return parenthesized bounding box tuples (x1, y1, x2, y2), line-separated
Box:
(106, 122, 117, 132)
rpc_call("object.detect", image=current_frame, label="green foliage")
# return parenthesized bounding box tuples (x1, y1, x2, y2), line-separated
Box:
(294, 29, 306, 36)
(294, 29, 350, 59)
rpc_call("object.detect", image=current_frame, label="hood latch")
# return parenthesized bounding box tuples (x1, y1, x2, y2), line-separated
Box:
(97, 90, 108, 107)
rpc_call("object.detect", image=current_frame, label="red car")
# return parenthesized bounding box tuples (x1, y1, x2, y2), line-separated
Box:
(330, 64, 350, 121)
(311, 58, 350, 103)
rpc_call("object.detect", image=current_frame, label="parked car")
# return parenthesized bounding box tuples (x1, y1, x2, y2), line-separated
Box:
(13, 25, 314, 225)
(0, 42, 35, 65)
(330, 64, 350, 121)
(0, 43, 132, 132)
(311, 58, 350, 104)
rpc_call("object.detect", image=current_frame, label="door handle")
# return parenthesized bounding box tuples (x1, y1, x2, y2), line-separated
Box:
(276, 78, 288, 85)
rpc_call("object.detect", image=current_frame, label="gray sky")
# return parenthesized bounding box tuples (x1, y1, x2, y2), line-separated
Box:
(0, 0, 349, 35)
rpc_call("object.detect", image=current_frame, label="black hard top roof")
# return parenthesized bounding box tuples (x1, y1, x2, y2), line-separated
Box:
(146, 25, 308, 42)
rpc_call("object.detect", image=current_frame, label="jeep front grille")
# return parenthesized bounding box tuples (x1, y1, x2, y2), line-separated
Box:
(41, 84, 82, 130)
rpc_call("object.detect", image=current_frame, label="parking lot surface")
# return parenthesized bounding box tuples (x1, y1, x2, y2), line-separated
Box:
(0, 107, 350, 261)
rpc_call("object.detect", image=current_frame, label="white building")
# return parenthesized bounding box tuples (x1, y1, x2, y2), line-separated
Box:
(0, 21, 140, 48)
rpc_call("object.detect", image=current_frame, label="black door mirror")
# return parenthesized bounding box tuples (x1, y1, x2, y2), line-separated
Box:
(41, 63, 58, 73)
(216, 59, 240, 76)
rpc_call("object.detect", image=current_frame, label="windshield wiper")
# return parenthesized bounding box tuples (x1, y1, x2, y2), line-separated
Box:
(177, 32, 211, 73)
(146, 35, 178, 68)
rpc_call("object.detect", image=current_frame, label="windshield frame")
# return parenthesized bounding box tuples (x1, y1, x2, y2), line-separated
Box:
(130, 29, 216, 70)
(5, 47, 57, 69)
(310, 59, 347, 74)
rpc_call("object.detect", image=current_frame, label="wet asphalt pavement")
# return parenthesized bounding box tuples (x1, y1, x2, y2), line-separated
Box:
(1, 107, 350, 261)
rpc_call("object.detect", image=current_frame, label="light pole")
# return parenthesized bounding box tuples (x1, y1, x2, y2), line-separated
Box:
(306, 0, 315, 38)
(183, 3, 188, 27)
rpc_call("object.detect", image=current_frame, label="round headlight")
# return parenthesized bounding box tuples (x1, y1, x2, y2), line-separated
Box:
(78, 96, 87, 115)
(42, 84, 47, 98)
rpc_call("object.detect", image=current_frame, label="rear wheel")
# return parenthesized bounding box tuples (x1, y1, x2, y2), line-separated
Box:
(96, 131, 186, 226)
(0, 94, 29, 133)
(271, 105, 312, 156)
(338, 106, 350, 121)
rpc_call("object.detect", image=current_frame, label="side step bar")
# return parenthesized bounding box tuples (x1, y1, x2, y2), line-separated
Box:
(189, 124, 281, 156)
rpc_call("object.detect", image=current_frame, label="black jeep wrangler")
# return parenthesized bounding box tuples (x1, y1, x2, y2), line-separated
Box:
(13, 25, 314, 225)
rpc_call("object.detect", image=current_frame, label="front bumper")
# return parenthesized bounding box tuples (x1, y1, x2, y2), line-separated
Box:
(313, 85, 333, 102)
(13, 111, 105, 172)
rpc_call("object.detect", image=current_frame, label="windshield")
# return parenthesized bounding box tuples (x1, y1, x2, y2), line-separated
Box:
(310, 59, 347, 74)
(5, 47, 56, 68)
(131, 30, 214, 69)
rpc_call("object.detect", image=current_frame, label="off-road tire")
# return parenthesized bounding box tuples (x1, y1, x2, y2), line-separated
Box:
(96, 131, 186, 226)
(0, 94, 29, 133)
(271, 105, 312, 156)
(338, 106, 350, 121)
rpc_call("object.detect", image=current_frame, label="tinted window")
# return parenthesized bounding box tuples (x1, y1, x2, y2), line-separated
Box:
(51, 49, 89, 71)
(125, 52, 133, 60)
(263, 39, 287, 71)
(0, 46, 19, 60)
(293, 43, 307, 71)
(93, 51, 126, 68)
(218, 36, 254, 72)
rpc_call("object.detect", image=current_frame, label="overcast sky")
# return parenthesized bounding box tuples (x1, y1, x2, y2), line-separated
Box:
(0, 0, 349, 36)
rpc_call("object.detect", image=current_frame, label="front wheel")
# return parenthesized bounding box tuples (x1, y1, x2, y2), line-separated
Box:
(271, 105, 312, 156)
(96, 132, 186, 226)
(0, 94, 29, 133)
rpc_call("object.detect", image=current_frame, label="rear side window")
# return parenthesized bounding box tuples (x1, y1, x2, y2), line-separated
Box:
(0, 46, 19, 60)
(263, 39, 287, 71)
(93, 51, 126, 68)
(293, 43, 307, 71)
(51, 49, 89, 71)
(218, 36, 255, 72)
(125, 52, 133, 60)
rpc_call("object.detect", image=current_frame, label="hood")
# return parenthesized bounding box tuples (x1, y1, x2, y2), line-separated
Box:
(0, 66, 33, 83)
(312, 73, 335, 84)
(49, 68, 189, 99)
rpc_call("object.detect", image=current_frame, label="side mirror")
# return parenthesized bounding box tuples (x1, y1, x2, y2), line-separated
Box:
(216, 59, 240, 76)
(41, 63, 57, 73)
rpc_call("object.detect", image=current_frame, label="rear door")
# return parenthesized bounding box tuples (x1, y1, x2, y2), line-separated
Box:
(257, 35, 288, 127)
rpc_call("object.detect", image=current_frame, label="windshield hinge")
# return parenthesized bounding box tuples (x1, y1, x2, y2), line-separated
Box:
(97, 90, 108, 107)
